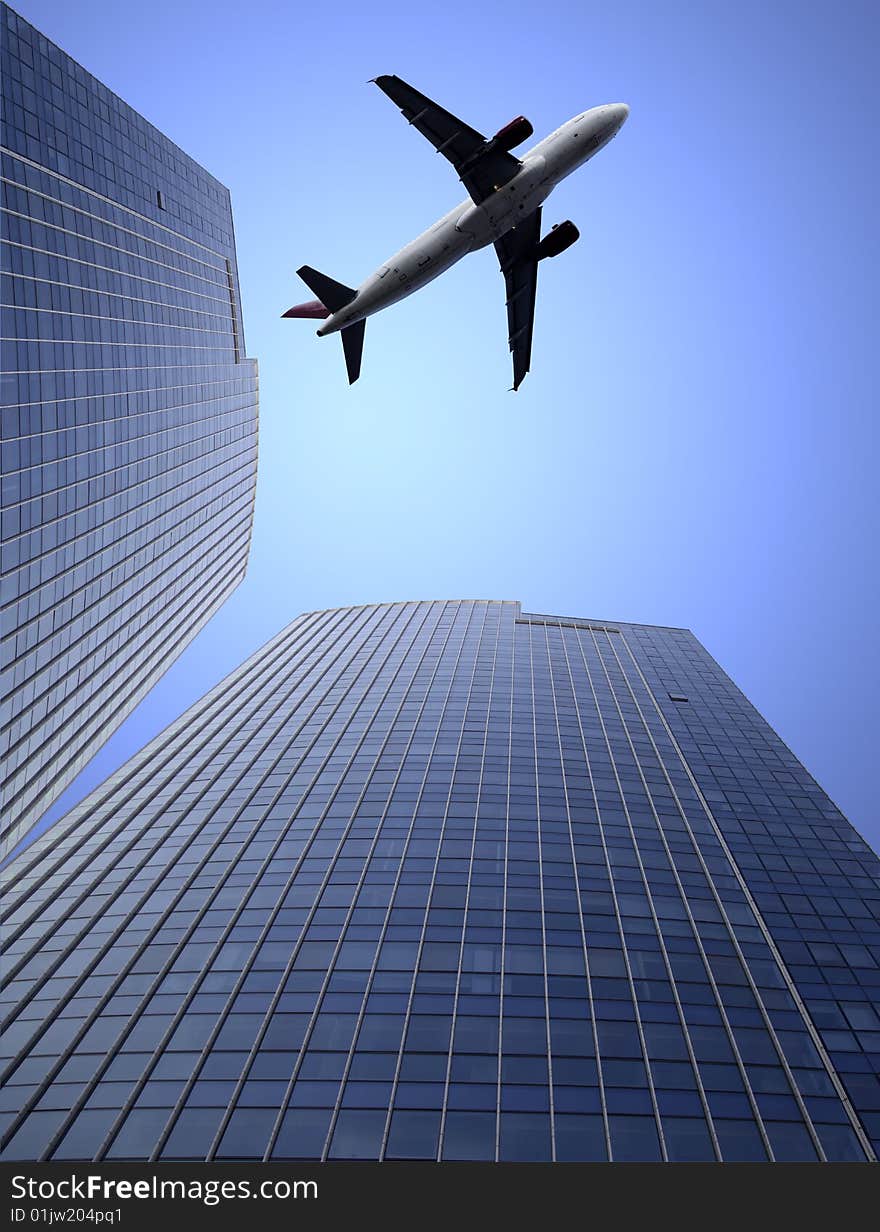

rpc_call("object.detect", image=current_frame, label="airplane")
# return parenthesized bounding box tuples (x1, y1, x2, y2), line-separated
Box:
(283, 75, 629, 389)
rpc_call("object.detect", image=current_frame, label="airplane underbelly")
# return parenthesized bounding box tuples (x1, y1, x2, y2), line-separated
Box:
(340, 229, 473, 325)
(455, 160, 553, 249)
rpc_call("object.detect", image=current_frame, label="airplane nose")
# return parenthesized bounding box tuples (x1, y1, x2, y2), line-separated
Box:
(610, 103, 629, 131)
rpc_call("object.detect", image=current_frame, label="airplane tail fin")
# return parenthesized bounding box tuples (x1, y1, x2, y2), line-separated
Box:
(341, 320, 366, 385)
(296, 265, 357, 313)
(282, 265, 364, 383)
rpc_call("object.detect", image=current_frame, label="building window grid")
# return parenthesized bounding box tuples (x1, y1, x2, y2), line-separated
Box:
(0, 173, 231, 282)
(1, 607, 342, 976)
(1, 236, 233, 311)
(495, 645, 519, 1151)
(611, 630, 876, 1159)
(0, 236, 232, 322)
(6, 400, 253, 484)
(2, 601, 876, 1162)
(365, 602, 492, 1161)
(182, 601, 454, 1160)
(138, 598, 431, 1153)
(556, 627, 672, 1160)
(6, 443, 255, 625)
(542, 627, 646, 1158)
(3, 300, 238, 343)
(7, 537, 253, 809)
(4, 539, 251, 834)
(525, 622, 559, 1159)
(580, 629, 776, 1156)
(253, 600, 484, 1161)
(655, 639, 876, 891)
(538, 627, 613, 1158)
(2, 133, 258, 850)
(2, 605, 370, 959)
(31, 112, 224, 214)
(0, 46, 230, 231)
(3, 319, 239, 359)
(5, 433, 257, 594)
(5, 335, 237, 358)
(2, 602, 415, 1156)
(95, 602, 445, 1161)
(7, 486, 255, 708)
(590, 627, 842, 1158)
(6, 518, 253, 716)
(5, 476, 256, 644)
(5, 374, 252, 423)
(3, 264, 232, 317)
(3, 486, 256, 799)
(598, 634, 802, 1134)
(6, 500, 256, 674)
(0, 231, 231, 310)
(6, 455, 256, 596)
(7, 401, 259, 505)
(429, 605, 508, 1160)
(6, 522, 252, 739)
(493, 625, 518, 1159)
(6, 396, 253, 468)
(0, 148, 235, 266)
(494, 627, 582, 1162)
(5, 362, 254, 385)
(7, 432, 257, 554)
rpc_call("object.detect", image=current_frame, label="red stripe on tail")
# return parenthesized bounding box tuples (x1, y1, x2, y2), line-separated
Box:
(282, 299, 330, 319)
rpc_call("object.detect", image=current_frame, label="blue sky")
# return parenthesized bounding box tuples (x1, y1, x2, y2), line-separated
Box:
(9, 0, 879, 857)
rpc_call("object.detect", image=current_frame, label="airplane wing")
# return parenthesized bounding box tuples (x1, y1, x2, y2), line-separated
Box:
(495, 207, 542, 391)
(373, 74, 522, 206)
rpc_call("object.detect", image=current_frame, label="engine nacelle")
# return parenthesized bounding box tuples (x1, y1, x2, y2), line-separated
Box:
(535, 220, 580, 261)
(493, 116, 534, 152)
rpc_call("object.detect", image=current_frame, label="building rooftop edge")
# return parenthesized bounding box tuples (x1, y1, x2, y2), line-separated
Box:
(289, 599, 693, 635)
(2, 3, 232, 195)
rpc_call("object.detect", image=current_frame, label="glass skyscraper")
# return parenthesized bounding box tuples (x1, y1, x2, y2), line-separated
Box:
(0, 5, 259, 853)
(2, 600, 878, 1163)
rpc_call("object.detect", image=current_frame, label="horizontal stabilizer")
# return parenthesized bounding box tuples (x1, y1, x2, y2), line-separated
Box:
(282, 299, 329, 319)
(341, 320, 366, 384)
(297, 265, 357, 313)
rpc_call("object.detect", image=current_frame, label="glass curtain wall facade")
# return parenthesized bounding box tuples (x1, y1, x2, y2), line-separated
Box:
(0, 5, 259, 853)
(2, 600, 878, 1163)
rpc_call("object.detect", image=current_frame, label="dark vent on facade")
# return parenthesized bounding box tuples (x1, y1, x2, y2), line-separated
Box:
(225, 258, 241, 363)
(518, 618, 621, 634)
(156, 189, 165, 209)
(668, 692, 689, 702)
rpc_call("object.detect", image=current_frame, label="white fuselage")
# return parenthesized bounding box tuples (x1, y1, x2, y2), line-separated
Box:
(317, 103, 629, 337)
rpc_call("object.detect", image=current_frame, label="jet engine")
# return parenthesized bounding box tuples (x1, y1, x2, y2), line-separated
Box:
(493, 116, 534, 151)
(535, 221, 580, 260)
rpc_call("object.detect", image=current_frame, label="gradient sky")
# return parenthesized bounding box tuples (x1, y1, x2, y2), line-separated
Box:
(7, 0, 879, 861)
